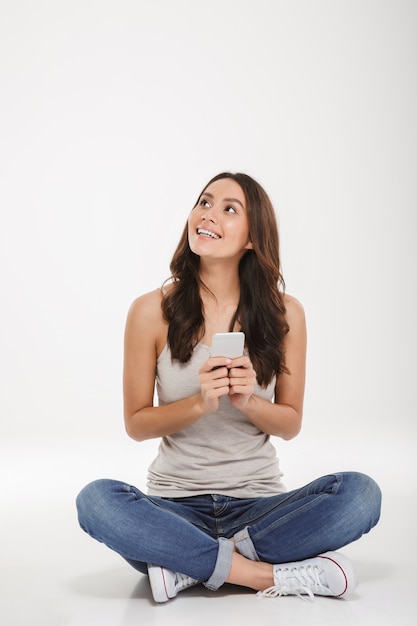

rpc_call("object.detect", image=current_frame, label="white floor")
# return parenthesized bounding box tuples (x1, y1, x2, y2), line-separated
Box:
(1, 439, 415, 626)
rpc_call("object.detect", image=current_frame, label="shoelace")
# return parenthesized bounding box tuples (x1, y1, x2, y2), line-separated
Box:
(257, 564, 328, 601)
(175, 572, 198, 592)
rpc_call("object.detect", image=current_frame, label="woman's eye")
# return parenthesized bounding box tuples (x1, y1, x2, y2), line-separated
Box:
(225, 205, 236, 213)
(200, 199, 211, 207)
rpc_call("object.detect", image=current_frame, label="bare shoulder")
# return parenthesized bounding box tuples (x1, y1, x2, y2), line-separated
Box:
(125, 289, 167, 341)
(127, 288, 164, 321)
(283, 293, 306, 325)
(125, 288, 168, 355)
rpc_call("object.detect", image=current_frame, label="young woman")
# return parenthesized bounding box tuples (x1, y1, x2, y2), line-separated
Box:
(76, 173, 381, 602)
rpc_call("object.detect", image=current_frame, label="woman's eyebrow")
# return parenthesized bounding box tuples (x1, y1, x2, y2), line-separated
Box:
(201, 192, 244, 209)
(224, 197, 244, 209)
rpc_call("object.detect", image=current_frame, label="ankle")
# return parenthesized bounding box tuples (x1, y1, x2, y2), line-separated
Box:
(256, 562, 274, 591)
(226, 553, 274, 591)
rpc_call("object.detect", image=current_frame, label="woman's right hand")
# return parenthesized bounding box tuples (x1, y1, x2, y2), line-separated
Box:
(198, 357, 233, 413)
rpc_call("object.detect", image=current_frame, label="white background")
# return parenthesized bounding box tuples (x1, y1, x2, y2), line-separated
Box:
(0, 2, 416, 623)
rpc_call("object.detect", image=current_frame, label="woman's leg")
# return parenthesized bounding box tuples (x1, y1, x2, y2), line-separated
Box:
(233, 472, 381, 565)
(219, 472, 381, 593)
(76, 473, 381, 598)
(76, 479, 233, 590)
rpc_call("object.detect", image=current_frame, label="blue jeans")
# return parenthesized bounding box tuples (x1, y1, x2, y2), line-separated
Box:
(76, 472, 381, 591)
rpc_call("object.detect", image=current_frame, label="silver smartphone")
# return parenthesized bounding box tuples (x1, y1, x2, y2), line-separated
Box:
(211, 332, 245, 358)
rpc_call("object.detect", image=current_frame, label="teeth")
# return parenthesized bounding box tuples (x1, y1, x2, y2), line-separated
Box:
(197, 228, 220, 239)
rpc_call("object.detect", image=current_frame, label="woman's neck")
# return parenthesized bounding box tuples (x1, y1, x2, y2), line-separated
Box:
(199, 263, 241, 336)
(199, 263, 240, 305)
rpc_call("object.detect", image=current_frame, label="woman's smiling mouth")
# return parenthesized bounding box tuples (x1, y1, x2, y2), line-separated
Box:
(197, 228, 221, 239)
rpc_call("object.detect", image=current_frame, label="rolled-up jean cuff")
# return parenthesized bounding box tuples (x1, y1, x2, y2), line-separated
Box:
(233, 526, 260, 561)
(204, 537, 234, 591)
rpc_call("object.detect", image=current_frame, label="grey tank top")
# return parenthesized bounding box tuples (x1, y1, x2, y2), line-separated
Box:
(146, 342, 286, 498)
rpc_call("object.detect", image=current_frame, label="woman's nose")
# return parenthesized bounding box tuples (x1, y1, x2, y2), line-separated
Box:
(202, 207, 218, 223)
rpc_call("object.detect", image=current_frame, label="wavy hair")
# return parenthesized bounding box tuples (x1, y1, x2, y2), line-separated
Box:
(161, 172, 289, 386)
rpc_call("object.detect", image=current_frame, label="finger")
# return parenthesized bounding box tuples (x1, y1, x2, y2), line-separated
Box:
(228, 367, 256, 382)
(229, 355, 253, 370)
(229, 385, 253, 397)
(201, 367, 230, 385)
(210, 357, 233, 371)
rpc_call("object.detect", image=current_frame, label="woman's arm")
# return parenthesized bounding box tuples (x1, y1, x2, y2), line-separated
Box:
(123, 291, 233, 441)
(233, 294, 307, 440)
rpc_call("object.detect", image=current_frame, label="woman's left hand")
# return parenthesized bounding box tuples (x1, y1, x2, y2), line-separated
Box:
(227, 356, 257, 411)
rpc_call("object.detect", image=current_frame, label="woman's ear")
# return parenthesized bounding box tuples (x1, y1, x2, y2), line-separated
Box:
(244, 239, 253, 250)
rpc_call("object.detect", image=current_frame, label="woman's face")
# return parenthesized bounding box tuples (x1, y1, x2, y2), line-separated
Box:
(188, 178, 253, 262)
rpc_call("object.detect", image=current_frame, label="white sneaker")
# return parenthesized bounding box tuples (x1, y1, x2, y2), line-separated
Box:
(257, 552, 357, 600)
(147, 564, 199, 603)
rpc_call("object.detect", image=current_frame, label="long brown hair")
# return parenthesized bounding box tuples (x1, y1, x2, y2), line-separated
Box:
(161, 172, 289, 386)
